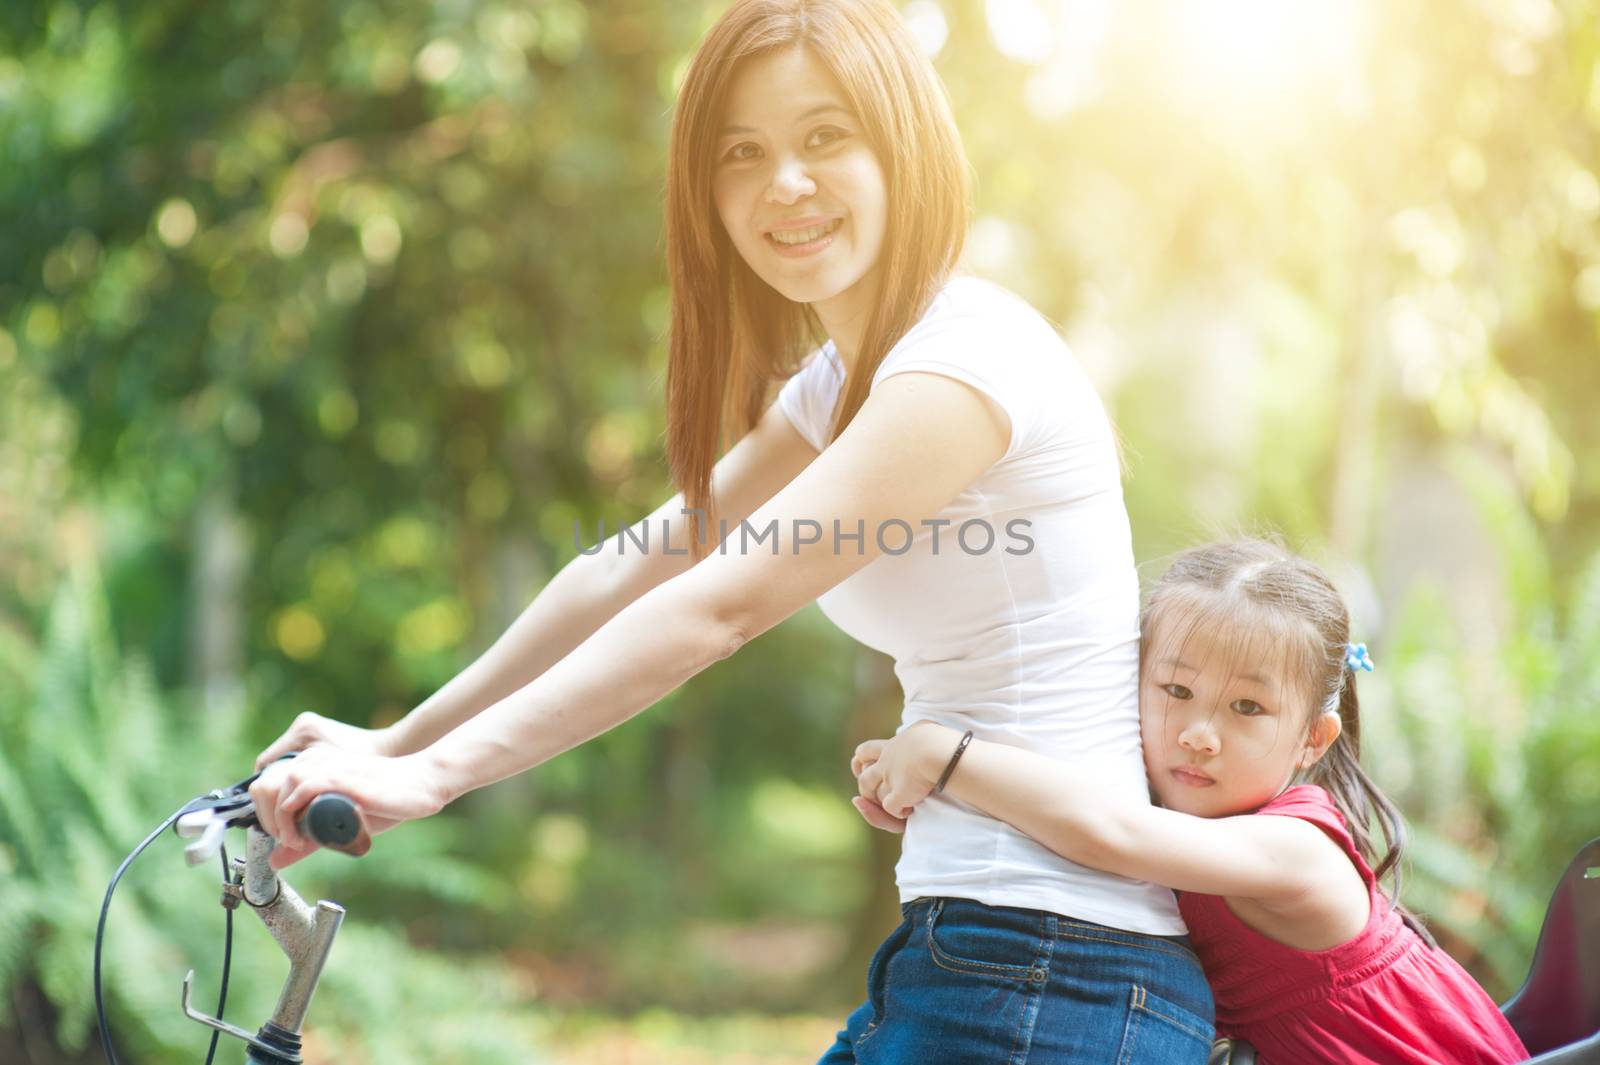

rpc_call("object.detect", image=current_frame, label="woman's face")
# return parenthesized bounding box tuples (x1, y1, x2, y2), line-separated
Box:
(712, 46, 888, 318)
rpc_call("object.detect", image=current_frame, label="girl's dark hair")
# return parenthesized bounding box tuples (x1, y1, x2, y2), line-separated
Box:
(1141, 538, 1436, 946)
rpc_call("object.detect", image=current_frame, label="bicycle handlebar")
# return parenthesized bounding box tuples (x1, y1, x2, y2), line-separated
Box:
(177, 783, 366, 1063)
(295, 793, 371, 857)
(98, 759, 374, 1065)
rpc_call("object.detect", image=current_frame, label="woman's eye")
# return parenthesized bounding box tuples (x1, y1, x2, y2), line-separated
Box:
(1231, 699, 1266, 717)
(1162, 683, 1192, 700)
(721, 130, 844, 164)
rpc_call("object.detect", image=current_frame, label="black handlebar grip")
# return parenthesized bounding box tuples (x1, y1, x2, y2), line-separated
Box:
(296, 793, 372, 857)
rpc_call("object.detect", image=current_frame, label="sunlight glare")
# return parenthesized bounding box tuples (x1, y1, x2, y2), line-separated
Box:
(987, 0, 1054, 65)
(904, 0, 950, 59)
(1025, 0, 1115, 118)
(1158, 0, 1370, 117)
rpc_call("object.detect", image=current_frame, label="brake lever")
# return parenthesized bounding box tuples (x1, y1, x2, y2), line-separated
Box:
(172, 754, 299, 864)
(176, 811, 232, 866)
(173, 754, 372, 864)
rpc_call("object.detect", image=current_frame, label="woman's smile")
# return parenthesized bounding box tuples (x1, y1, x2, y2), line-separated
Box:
(766, 217, 845, 256)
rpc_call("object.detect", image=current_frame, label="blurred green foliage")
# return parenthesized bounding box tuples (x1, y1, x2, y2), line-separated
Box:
(0, 557, 546, 1061)
(3, 0, 1600, 1060)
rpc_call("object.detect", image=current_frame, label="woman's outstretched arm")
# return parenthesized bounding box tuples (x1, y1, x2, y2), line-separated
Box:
(256, 398, 819, 766)
(362, 400, 820, 757)
(250, 371, 1009, 859)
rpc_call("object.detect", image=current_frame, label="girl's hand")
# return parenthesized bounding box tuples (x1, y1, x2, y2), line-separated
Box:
(850, 795, 908, 833)
(852, 720, 963, 819)
(256, 711, 399, 769)
(247, 745, 447, 869)
(848, 740, 907, 832)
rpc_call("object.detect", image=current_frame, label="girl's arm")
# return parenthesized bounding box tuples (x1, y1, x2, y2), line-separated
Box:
(859, 722, 1353, 906)
(250, 371, 1012, 854)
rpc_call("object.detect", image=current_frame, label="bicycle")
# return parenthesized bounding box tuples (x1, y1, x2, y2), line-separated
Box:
(95, 754, 370, 1065)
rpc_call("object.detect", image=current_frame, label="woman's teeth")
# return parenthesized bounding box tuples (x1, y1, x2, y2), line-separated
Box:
(769, 219, 842, 245)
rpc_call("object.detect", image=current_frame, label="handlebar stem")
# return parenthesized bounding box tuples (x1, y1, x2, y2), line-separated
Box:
(243, 827, 346, 1036)
(244, 826, 281, 907)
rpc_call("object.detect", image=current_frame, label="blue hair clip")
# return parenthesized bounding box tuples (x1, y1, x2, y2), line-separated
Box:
(1344, 642, 1374, 673)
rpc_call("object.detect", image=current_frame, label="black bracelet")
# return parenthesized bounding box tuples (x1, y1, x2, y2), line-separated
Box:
(934, 730, 974, 794)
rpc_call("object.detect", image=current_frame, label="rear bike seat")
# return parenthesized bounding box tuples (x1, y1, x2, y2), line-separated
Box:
(1508, 838, 1600, 1064)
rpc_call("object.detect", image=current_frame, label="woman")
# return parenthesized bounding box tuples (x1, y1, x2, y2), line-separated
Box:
(251, 2, 1213, 1060)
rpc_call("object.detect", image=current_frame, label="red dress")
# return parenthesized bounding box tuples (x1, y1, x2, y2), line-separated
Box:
(1177, 785, 1528, 1065)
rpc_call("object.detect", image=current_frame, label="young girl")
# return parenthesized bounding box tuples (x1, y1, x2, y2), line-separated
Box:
(249, 1, 1212, 1061)
(854, 539, 1529, 1065)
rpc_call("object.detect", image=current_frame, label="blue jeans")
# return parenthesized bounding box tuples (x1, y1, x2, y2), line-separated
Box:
(819, 897, 1214, 1065)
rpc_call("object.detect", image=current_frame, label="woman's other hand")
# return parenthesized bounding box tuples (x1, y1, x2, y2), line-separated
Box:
(247, 745, 447, 869)
(256, 710, 398, 770)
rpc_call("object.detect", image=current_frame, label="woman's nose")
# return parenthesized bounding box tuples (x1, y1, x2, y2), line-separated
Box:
(766, 156, 816, 204)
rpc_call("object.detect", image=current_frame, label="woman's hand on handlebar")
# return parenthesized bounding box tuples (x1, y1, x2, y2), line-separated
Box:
(256, 711, 399, 770)
(248, 745, 447, 869)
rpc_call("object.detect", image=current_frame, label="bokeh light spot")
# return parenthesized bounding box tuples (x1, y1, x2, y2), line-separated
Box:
(157, 198, 197, 247)
(275, 606, 326, 660)
(360, 214, 402, 264)
(415, 39, 462, 85)
(269, 212, 309, 257)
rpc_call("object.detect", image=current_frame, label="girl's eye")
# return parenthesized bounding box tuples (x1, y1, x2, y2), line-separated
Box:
(1231, 699, 1266, 717)
(1162, 683, 1192, 700)
(723, 143, 761, 163)
(808, 127, 847, 148)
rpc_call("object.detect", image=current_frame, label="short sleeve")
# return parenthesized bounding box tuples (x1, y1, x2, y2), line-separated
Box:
(868, 288, 1055, 460)
(1255, 784, 1345, 831)
(775, 343, 844, 452)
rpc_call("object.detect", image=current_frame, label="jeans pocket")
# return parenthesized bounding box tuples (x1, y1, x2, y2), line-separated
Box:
(923, 898, 1048, 983)
(1116, 984, 1214, 1065)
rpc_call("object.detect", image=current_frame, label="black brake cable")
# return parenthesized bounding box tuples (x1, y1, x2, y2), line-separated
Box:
(95, 805, 238, 1065)
(204, 840, 233, 1065)
(95, 805, 183, 1065)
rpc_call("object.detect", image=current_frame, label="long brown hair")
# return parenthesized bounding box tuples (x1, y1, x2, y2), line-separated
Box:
(664, 0, 970, 555)
(1142, 538, 1438, 946)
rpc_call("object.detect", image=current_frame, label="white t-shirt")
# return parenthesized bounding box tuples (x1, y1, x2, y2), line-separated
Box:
(776, 275, 1185, 935)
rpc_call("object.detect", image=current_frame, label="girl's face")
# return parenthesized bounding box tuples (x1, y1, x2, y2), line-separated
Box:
(711, 46, 888, 322)
(1139, 610, 1335, 819)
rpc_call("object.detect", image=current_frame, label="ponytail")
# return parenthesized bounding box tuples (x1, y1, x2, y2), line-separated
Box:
(1308, 676, 1438, 947)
